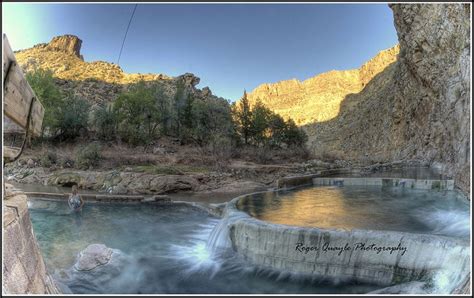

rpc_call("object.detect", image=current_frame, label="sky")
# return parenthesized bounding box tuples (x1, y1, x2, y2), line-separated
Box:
(3, 3, 398, 101)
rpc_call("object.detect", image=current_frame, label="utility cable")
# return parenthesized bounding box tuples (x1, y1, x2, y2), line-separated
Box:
(117, 4, 138, 66)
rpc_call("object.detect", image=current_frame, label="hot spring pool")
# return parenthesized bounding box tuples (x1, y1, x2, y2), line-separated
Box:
(236, 185, 470, 238)
(28, 200, 379, 294)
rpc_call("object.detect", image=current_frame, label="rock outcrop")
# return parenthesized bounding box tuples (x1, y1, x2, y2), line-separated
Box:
(46, 35, 83, 60)
(14, 35, 225, 106)
(246, 46, 399, 125)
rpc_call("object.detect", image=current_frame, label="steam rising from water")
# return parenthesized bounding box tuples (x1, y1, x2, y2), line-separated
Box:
(416, 208, 470, 238)
(28, 189, 469, 294)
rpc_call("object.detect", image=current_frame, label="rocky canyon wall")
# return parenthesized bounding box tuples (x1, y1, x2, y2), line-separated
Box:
(247, 46, 399, 125)
(304, 4, 470, 193)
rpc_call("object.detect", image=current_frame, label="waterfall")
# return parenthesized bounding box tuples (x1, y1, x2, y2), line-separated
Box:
(206, 216, 232, 253)
(206, 205, 249, 257)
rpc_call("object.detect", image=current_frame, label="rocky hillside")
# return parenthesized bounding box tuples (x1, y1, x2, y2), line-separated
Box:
(14, 35, 220, 105)
(247, 46, 399, 125)
(305, 4, 470, 193)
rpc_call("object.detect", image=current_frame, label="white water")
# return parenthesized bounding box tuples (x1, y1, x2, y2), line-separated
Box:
(415, 208, 470, 238)
(205, 207, 251, 256)
(168, 219, 223, 279)
(28, 184, 469, 294)
(206, 217, 232, 253)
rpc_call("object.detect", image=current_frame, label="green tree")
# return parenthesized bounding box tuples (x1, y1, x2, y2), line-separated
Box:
(191, 97, 234, 146)
(114, 81, 159, 145)
(152, 82, 171, 135)
(233, 90, 253, 145)
(283, 118, 308, 147)
(54, 93, 91, 140)
(267, 113, 287, 147)
(250, 99, 272, 146)
(25, 68, 63, 137)
(183, 93, 195, 131)
(172, 79, 187, 139)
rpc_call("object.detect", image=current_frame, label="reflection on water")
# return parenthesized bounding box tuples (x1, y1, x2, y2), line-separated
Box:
(28, 201, 378, 294)
(237, 186, 470, 238)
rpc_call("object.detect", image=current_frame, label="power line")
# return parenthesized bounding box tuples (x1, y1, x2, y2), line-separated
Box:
(117, 4, 138, 66)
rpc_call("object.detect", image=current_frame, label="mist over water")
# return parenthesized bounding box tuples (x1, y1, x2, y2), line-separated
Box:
(28, 201, 378, 294)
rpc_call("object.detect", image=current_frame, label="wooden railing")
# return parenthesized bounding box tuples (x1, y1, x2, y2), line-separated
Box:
(3, 34, 44, 161)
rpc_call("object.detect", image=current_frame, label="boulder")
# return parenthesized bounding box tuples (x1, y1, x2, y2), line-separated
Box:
(56, 244, 134, 294)
(27, 159, 35, 168)
(74, 244, 113, 271)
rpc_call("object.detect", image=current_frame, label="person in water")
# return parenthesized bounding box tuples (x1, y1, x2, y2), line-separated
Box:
(68, 185, 84, 212)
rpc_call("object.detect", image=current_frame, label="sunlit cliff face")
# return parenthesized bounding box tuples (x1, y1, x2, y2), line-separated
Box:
(245, 45, 399, 126)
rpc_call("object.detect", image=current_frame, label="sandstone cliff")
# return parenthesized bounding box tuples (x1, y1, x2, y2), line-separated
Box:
(304, 4, 470, 193)
(247, 46, 399, 125)
(14, 35, 221, 105)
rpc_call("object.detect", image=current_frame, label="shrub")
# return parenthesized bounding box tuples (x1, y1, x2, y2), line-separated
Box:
(254, 145, 272, 164)
(205, 133, 234, 168)
(76, 143, 102, 169)
(54, 94, 91, 140)
(40, 151, 57, 168)
(61, 157, 75, 168)
(92, 103, 118, 141)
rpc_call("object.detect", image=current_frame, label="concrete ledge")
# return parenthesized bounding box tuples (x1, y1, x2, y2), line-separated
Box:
(25, 192, 171, 204)
(312, 177, 455, 190)
(220, 187, 470, 292)
(277, 170, 454, 191)
(276, 168, 360, 189)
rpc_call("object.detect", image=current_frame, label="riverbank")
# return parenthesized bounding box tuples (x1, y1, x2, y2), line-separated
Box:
(6, 152, 464, 203)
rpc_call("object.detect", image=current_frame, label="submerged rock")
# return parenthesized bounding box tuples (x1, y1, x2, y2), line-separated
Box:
(56, 244, 135, 294)
(74, 244, 113, 271)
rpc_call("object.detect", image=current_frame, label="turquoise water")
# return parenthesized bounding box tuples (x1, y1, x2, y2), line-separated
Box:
(28, 201, 379, 294)
(237, 185, 470, 238)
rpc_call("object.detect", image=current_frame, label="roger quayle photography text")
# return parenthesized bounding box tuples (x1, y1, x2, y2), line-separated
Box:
(295, 241, 408, 256)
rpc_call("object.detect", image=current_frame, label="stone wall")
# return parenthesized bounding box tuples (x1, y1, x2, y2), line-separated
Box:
(3, 184, 60, 294)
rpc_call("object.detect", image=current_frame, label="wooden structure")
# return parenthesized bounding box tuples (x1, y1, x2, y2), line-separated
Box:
(3, 34, 44, 161)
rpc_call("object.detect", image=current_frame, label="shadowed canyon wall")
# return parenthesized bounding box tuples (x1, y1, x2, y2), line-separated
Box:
(249, 4, 470, 194)
(308, 4, 470, 193)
